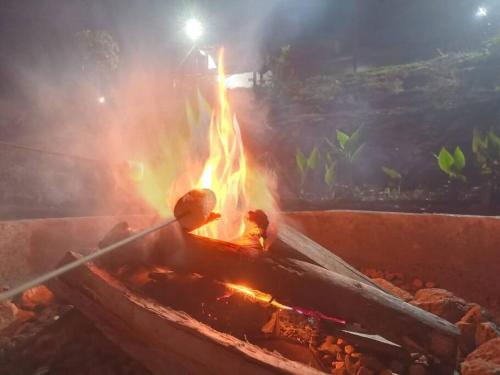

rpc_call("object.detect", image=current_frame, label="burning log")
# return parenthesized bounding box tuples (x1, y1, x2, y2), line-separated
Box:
(155, 231, 459, 366)
(49, 252, 322, 375)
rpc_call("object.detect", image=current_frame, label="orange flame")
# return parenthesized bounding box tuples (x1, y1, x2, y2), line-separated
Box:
(134, 49, 277, 240)
(193, 50, 249, 240)
(224, 283, 291, 310)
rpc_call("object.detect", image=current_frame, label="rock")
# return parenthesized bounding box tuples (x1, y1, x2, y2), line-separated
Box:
(356, 367, 375, 375)
(408, 364, 427, 375)
(344, 344, 355, 354)
(319, 336, 343, 355)
(457, 321, 477, 356)
(461, 337, 500, 375)
(372, 278, 413, 301)
(0, 301, 18, 330)
(424, 281, 436, 288)
(475, 322, 500, 347)
(20, 285, 54, 310)
(410, 288, 470, 322)
(461, 304, 487, 325)
(412, 278, 424, 290)
(333, 361, 345, 369)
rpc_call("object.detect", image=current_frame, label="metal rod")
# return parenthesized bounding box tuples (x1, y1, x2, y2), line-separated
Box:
(0, 140, 104, 164)
(0, 216, 179, 302)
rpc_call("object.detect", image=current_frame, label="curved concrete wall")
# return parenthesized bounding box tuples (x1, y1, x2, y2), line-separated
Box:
(285, 211, 500, 309)
(0, 215, 154, 287)
(0, 211, 498, 310)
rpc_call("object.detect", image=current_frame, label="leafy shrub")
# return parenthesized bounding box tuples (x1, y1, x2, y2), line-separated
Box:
(296, 147, 320, 193)
(324, 153, 337, 195)
(472, 128, 500, 175)
(325, 127, 365, 186)
(435, 146, 466, 182)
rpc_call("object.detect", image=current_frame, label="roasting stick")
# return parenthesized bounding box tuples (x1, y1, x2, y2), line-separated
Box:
(0, 188, 218, 302)
(0, 217, 178, 302)
(0, 139, 103, 164)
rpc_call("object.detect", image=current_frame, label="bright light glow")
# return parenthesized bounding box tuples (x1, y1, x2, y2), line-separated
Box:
(476, 6, 488, 17)
(224, 283, 292, 310)
(184, 18, 203, 41)
(98, 96, 106, 104)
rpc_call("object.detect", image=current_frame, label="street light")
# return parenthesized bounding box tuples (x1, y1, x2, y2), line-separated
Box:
(476, 6, 488, 18)
(184, 18, 203, 41)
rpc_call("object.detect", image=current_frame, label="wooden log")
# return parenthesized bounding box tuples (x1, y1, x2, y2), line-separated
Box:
(49, 252, 322, 375)
(157, 232, 459, 366)
(271, 222, 380, 289)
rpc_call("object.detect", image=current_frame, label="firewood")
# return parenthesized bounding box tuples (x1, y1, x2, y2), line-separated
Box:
(49, 252, 322, 375)
(155, 232, 459, 366)
(271, 223, 381, 289)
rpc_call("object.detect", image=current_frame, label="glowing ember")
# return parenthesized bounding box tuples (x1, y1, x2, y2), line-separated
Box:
(224, 282, 347, 325)
(224, 282, 291, 310)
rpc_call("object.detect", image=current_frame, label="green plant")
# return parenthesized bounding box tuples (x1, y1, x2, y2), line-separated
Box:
(472, 128, 500, 200)
(324, 153, 337, 196)
(296, 147, 320, 193)
(435, 146, 466, 182)
(473, 128, 500, 175)
(382, 166, 402, 192)
(325, 127, 365, 186)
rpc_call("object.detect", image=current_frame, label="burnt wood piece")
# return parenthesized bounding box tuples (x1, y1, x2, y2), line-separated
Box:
(271, 223, 381, 289)
(158, 233, 459, 366)
(49, 252, 323, 375)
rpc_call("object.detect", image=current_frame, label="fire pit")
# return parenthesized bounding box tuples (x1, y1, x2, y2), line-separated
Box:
(1, 48, 499, 375)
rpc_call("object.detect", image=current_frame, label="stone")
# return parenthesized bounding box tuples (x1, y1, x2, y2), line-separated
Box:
(333, 361, 345, 369)
(410, 288, 470, 322)
(461, 304, 487, 325)
(0, 301, 18, 330)
(20, 285, 54, 310)
(344, 345, 355, 354)
(372, 278, 413, 301)
(475, 322, 500, 347)
(412, 278, 424, 290)
(408, 364, 427, 375)
(319, 336, 343, 355)
(461, 337, 500, 375)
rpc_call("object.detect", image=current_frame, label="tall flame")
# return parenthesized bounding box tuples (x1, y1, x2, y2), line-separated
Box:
(193, 50, 249, 240)
(134, 49, 277, 241)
